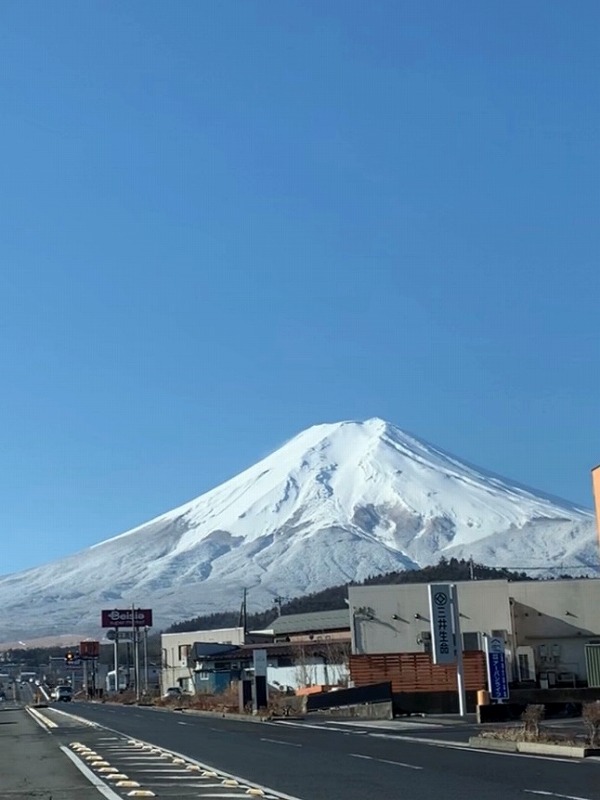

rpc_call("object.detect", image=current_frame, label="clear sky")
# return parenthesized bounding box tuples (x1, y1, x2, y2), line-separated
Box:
(1, 1, 598, 576)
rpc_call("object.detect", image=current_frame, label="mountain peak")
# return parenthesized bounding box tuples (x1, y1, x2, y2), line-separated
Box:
(0, 418, 595, 641)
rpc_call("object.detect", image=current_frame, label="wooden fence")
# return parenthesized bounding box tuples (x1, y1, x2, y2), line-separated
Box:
(350, 651, 487, 693)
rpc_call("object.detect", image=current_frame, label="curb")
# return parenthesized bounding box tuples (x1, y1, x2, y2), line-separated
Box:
(469, 736, 600, 759)
(97, 700, 302, 725)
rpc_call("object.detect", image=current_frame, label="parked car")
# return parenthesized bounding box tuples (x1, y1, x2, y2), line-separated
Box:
(52, 685, 72, 702)
(163, 687, 183, 699)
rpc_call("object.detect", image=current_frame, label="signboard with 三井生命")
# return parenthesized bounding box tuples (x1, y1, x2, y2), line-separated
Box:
(427, 584, 456, 665)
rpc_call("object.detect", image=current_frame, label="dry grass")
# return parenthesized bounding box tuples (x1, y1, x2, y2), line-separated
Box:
(480, 727, 580, 746)
(104, 684, 306, 718)
(582, 701, 600, 747)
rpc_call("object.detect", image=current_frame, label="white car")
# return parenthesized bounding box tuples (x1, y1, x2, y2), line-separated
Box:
(52, 686, 72, 702)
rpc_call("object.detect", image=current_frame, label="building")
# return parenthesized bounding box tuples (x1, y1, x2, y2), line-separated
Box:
(188, 610, 352, 695)
(161, 627, 245, 694)
(348, 578, 600, 689)
(255, 608, 351, 643)
(191, 640, 349, 694)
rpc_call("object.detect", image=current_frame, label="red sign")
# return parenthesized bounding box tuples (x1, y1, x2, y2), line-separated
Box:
(79, 640, 100, 659)
(101, 608, 153, 628)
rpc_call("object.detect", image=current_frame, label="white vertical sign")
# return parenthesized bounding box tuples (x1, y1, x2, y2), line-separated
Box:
(253, 649, 267, 677)
(428, 583, 456, 665)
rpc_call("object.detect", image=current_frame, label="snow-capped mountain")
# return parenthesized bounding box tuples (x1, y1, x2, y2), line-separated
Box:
(0, 418, 596, 641)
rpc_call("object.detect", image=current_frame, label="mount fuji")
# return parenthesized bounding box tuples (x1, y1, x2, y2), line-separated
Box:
(0, 418, 596, 641)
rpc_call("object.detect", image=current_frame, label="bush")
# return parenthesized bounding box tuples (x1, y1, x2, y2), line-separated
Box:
(582, 702, 600, 747)
(521, 704, 545, 740)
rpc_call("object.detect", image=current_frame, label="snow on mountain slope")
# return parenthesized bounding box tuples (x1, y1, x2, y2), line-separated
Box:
(0, 418, 595, 640)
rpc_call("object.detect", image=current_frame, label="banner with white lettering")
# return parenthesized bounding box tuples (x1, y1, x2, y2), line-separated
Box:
(428, 584, 457, 665)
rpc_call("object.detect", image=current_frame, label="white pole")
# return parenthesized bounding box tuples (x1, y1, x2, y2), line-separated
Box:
(113, 630, 119, 693)
(483, 633, 492, 697)
(132, 605, 140, 702)
(450, 584, 467, 717)
(143, 627, 148, 693)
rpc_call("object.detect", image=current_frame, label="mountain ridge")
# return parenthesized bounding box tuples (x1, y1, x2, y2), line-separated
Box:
(0, 417, 595, 641)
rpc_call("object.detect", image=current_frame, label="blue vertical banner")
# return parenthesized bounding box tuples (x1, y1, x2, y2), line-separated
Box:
(485, 636, 510, 701)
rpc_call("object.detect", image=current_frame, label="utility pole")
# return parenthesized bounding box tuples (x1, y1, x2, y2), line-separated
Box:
(469, 556, 475, 581)
(274, 596, 284, 617)
(238, 589, 248, 640)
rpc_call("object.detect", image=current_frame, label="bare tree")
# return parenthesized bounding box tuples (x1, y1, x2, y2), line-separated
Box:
(583, 702, 600, 747)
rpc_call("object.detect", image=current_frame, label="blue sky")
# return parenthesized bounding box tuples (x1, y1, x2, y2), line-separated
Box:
(1, 1, 598, 575)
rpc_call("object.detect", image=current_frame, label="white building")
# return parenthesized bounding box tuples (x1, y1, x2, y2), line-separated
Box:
(161, 627, 245, 694)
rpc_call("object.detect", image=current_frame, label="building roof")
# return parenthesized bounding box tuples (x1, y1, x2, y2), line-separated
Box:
(266, 608, 350, 636)
(191, 642, 239, 659)
(192, 640, 349, 663)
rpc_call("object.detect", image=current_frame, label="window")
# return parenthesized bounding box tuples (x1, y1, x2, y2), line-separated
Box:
(518, 653, 532, 682)
(178, 644, 190, 660)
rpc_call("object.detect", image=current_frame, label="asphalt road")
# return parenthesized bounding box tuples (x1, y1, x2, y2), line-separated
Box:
(44, 701, 600, 800)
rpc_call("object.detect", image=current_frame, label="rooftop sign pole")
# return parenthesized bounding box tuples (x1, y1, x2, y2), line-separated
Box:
(428, 583, 466, 717)
(450, 584, 467, 717)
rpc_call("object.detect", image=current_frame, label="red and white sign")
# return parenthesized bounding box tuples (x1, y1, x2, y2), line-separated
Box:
(101, 608, 153, 628)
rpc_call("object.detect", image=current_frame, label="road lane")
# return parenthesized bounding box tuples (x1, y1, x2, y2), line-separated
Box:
(44, 703, 600, 800)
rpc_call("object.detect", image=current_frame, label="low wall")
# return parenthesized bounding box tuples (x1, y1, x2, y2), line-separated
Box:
(393, 690, 479, 715)
(306, 681, 392, 712)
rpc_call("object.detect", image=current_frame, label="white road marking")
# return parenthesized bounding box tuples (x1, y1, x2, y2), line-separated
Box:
(177, 721, 189, 725)
(275, 720, 366, 734)
(329, 719, 443, 730)
(26, 706, 58, 730)
(47, 707, 98, 727)
(63, 718, 307, 799)
(380, 734, 579, 763)
(260, 737, 303, 747)
(60, 746, 123, 800)
(524, 792, 591, 800)
(196, 792, 262, 800)
(349, 753, 422, 770)
(136, 768, 192, 773)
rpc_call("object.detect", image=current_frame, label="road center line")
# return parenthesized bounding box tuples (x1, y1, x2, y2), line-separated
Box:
(349, 753, 422, 770)
(524, 792, 591, 800)
(260, 738, 303, 748)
